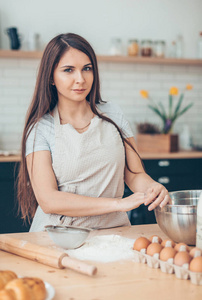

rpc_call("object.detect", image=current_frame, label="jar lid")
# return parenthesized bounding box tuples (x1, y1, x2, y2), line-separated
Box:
(141, 40, 153, 44)
(111, 37, 121, 42)
(128, 39, 138, 43)
(154, 40, 166, 44)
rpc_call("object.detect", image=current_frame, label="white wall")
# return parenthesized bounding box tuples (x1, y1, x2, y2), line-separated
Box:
(0, 57, 201, 151)
(0, 0, 202, 57)
(0, 0, 202, 151)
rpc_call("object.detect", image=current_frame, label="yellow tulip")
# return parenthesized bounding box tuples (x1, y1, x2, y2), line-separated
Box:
(169, 87, 178, 96)
(186, 84, 193, 90)
(140, 90, 149, 98)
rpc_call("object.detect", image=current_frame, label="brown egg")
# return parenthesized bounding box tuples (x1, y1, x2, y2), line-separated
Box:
(174, 251, 192, 267)
(189, 256, 202, 272)
(149, 235, 163, 244)
(133, 237, 151, 251)
(146, 243, 163, 256)
(174, 243, 189, 252)
(189, 247, 202, 258)
(161, 239, 175, 248)
(160, 247, 177, 261)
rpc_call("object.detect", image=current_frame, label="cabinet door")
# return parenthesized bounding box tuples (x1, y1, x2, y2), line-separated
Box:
(0, 162, 30, 233)
(124, 184, 156, 225)
(143, 158, 202, 192)
(125, 157, 202, 225)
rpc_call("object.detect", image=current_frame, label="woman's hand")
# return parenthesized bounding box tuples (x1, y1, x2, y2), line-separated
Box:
(123, 136, 171, 212)
(120, 192, 146, 212)
(143, 182, 171, 211)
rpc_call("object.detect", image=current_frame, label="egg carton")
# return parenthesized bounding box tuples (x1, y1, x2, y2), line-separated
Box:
(133, 249, 202, 285)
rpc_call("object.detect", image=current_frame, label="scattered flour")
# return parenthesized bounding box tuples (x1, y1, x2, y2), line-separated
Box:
(65, 234, 135, 263)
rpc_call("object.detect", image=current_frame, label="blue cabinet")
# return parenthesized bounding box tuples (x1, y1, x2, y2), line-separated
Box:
(128, 157, 202, 225)
(0, 162, 30, 233)
(0, 157, 202, 233)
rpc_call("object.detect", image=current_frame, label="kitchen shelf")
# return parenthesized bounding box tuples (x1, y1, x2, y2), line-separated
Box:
(0, 49, 202, 66)
(0, 49, 42, 59)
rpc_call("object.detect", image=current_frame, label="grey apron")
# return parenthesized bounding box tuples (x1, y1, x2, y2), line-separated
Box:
(30, 105, 130, 231)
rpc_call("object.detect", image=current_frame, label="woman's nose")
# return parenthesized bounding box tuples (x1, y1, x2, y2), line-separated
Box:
(75, 71, 85, 83)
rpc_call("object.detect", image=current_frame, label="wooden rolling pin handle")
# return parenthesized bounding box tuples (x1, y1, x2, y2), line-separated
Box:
(61, 255, 97, 276)
(0, 236, 97, 276)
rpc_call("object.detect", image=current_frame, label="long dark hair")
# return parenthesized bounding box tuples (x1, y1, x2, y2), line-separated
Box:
(17, 33, 143, 224)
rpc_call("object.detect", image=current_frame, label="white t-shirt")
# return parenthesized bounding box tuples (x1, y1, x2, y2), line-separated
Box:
(26, 101, 134, 157)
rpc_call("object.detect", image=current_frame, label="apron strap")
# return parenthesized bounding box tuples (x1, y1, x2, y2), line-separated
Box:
(53, 105, 60, 126)
(53, 105, 62, 138)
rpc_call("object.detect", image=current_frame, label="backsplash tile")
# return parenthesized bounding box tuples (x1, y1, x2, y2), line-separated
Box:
(0, 58, 201, 150)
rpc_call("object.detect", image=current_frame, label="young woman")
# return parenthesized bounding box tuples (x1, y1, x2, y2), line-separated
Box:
(17, 33, 170, 232)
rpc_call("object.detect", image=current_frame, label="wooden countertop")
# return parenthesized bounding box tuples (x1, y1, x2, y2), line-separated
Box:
(1, 151, 202, 162)
(0, 224, 201, 300)
(139, 151, 202, 159)
(0, 155, 21, 162)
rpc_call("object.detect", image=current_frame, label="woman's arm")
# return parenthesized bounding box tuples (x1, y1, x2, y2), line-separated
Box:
(124, 137, 171, 211)
(26, 150, 146, 216)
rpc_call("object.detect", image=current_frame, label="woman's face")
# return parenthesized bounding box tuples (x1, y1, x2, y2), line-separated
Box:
(53, 47, 94, 104)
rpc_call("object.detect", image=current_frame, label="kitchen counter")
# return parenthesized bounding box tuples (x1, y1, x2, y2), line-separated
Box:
(0, 224, 201, 300)
(1, 151, 202, 162)
(0, 155, 21, 162)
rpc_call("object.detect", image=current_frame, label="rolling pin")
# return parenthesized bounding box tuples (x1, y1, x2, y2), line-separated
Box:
(0, 235, 97, 276)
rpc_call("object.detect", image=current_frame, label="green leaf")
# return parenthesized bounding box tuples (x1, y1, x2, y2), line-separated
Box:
(148, 98, 159, 110)
(172, 103, 193, 122)
(148, 105, 165, 121)
(173, 94, 184, 119)
(158, 102, 167, 119)
(169, 95, 173, 119)
(177, 103, 194, 117)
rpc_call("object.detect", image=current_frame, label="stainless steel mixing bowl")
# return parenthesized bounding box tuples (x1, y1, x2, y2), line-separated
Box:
(154, 190, 201, 245)
(45, 225, 92, 249)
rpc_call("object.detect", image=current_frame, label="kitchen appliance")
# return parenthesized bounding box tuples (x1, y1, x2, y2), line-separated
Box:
(155, 190, 201, 245)
(5, 27, 21, 50)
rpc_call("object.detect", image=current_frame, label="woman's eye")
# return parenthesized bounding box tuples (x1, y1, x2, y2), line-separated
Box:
(64, 68, 73, 73)
(83, 66, 92, 71)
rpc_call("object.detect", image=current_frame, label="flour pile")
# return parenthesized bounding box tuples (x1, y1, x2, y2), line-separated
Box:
(65, 234, 136, 263)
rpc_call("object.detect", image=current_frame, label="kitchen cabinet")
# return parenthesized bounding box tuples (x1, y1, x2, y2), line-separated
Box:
(0, 162, 30, 234)
(128, 157, 202, 226)
(143, 157, 202, 191)
(0, 155, 202, 233)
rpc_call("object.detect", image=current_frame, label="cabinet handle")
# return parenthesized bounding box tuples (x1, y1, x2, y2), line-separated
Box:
(158, 177, 170, 184)
(158, 160, 170, 167)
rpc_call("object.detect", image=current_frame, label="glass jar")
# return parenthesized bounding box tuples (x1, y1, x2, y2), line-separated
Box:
(170, 41, 176, 58)
(198, 31, 202, 59)
(127, 39, 139, 56)
(176, 34, 184, 58)
(141, 40, 153, 57)
(109, 38, 123, 55)
(154, 40, 166, 58)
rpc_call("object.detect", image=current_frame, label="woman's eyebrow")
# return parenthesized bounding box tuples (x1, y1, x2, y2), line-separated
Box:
(60, 65, 74, 69)
(60, 63, 92, 69)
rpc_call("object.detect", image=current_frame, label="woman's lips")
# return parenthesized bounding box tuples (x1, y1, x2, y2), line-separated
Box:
(72, 89, 86, 93)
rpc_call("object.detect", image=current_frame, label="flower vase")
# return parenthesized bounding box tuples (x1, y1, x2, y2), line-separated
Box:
(136, 133, 179, 153)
